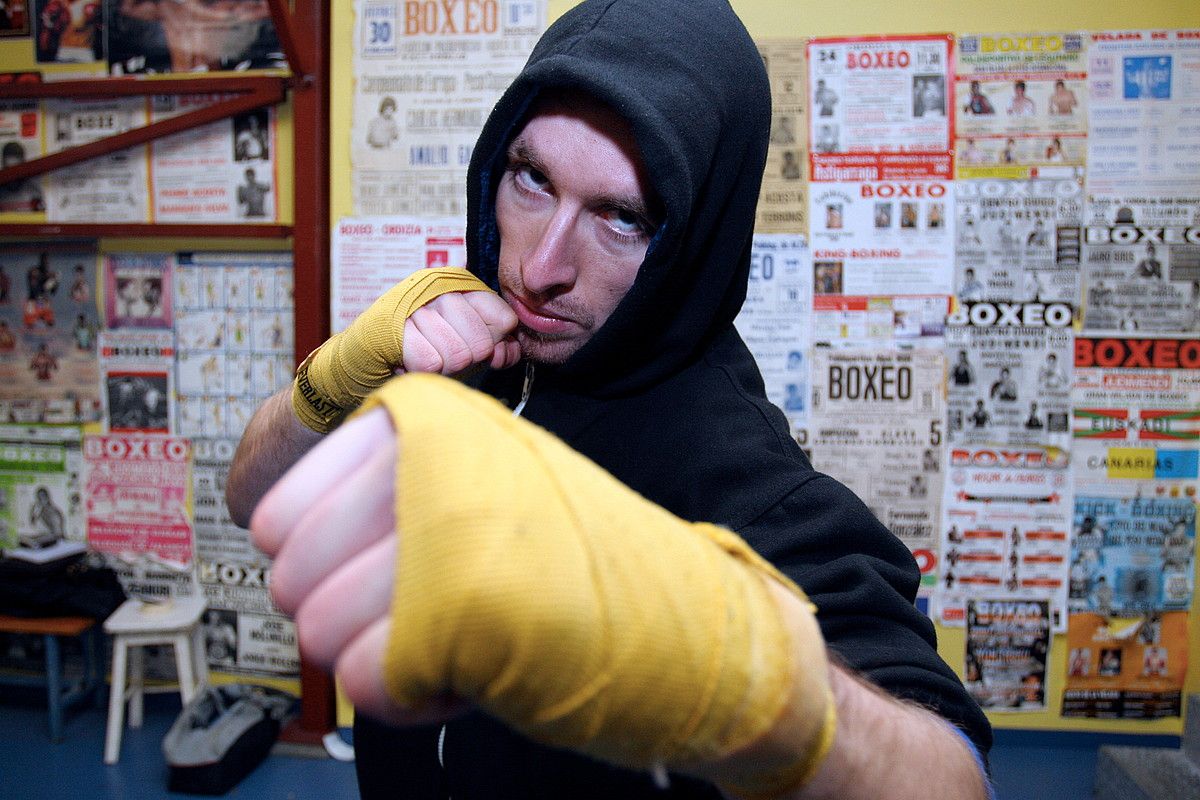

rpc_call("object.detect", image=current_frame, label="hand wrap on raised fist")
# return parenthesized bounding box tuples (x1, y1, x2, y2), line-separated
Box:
(358, 374, 837, 797)
(292, 268, 492, 432)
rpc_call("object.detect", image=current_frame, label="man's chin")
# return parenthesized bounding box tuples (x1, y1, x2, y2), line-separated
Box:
(517, 328, 583, 366)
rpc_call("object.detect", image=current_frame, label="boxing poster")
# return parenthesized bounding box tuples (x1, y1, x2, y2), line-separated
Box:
(964, 599, 1051, 712)
(1080, 197, 1200, 334)
(0, 242, 101, 423)
(0, 100, 45, 215)
(808, 34, 954, 183)
(42, 97, 149, 222)
(1062, 611, 1189, 719)
(151, 95, 279, 223)
(808, 177, 954, 345)
(944, 307, 1074, 450)
(936, 445, 1072, 632)
(1086, 29, 1200, 199)
(1071, 336, 1200, 495)
(98, 329, 175, 435)
(84, 433, 193, 570)
(193, 439, 299, 677)
(954, 32, 1087, 179)
(350, 0, 546, 216)
(330, 216, 466, 333)
(954, 177, 1083, 306)
(808, 348, 945, 591)
(756, 38, 808, 235)
(734, 235, 812, 438)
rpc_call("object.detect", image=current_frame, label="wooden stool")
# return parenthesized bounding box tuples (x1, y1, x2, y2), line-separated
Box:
(0, 613, 103, 742)
(103, 595, 208, 764)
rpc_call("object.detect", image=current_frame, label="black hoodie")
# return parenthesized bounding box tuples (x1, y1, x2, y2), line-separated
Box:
(354, 1, 991, 797)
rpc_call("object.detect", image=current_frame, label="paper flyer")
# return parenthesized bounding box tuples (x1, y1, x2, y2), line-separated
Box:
(0, 242, 101, 423)
(1071, 336, 1200, 494)
(174, 252, 294, 439)
(734, 234, 812, 437)
(954, 32, 1088, 179)
(954, 177, 1083, 306)
(809, 178, 954, 344)
(1062, 610, 1189, 718)
(84, 433, 193, 568)
(42, 96, 149, 222)
(808, 34, 954, 182)
(808, 347, 946, 587)
(756, 38, 809, 235)
(0, 100, 45, 214)
(151, 95, 279, 223)
(937, 444, 1072, 631)
(350, 0, 546, 216)
(965, 598, 1051, 711)
(1086, 30, 1200, 199)
(98, 329, 175, 435)
(330, 217, 466, 333)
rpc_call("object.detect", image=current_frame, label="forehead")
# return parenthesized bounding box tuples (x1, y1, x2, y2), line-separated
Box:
(509, 92, 656, 208)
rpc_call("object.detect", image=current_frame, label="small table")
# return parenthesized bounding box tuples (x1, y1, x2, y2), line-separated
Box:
(0, 613, 103, 742)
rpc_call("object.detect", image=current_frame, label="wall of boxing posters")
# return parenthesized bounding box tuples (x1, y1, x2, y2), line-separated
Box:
(737, 28, 1200, 722)
(0, 245, 300, 680)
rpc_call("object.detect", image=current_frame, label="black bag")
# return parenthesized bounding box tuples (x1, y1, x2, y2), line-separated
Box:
(163, 683, 297, 795)
(0, 552, 126, 619)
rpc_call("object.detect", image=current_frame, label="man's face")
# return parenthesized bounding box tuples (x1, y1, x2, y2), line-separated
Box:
(495, 95, 657, 365)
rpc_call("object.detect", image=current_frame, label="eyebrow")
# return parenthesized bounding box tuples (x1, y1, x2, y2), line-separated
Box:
(506, 136, 659, 225)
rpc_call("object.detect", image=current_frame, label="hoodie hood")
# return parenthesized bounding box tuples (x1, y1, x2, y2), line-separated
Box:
(467, 0, 770, 397)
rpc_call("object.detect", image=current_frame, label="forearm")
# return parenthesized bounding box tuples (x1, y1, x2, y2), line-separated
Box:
(701, 582, 989, 800)
(227, 388, 323, 527)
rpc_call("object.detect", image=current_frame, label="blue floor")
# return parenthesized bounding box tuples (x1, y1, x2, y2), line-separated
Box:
(0, 685, 1185, 799)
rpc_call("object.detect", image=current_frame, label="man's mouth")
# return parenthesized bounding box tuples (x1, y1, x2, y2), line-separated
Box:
(505, 292, 580, 336)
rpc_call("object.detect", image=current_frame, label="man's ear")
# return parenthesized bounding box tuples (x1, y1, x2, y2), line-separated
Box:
(119, 0, 163, 22)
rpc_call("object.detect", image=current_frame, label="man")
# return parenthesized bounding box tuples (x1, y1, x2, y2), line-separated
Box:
(1037, 352, 1068, 390)
(109, 0, 285, 74)
(1048, 80, 1078, 115)
(989, 367, 1018, 402)
(234, 112, 268, 161)
(1024, 402, 1043, 430)
(1006, 81, 1035, 116)
(1133, 243, 1163, 280)
(29, 342, 57, 381)
(813, 79, 837, 116)
(236, 167, 269, 218)
(367, 96, 400, 149)
(958, 267, 985, 302)
(231, 2, 990, 798)
(969, 399, 990, 429)
(962, 81, 994, 115)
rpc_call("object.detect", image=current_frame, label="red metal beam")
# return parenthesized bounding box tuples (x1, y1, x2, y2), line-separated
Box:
(0, 79, 287, 186)
(267, 0, 312, 80)
(0, 75, 286, 100)
(279, 0, 337, 746)
(0, 223, 292, 238)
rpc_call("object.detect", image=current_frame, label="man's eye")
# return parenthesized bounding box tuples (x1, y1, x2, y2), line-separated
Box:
(603, 208, 646, 236)
(515, 164, 549, 192)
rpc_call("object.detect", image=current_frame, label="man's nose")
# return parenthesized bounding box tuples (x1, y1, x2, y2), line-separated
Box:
(521, 207, 577, 296)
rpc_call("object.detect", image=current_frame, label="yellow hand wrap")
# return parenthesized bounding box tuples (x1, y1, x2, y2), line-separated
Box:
(292, 268, 493, 433)
(359, 374, 837, 796)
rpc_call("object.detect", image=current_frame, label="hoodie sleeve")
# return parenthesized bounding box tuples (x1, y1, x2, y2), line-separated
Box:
(737, 473, 994, 764)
